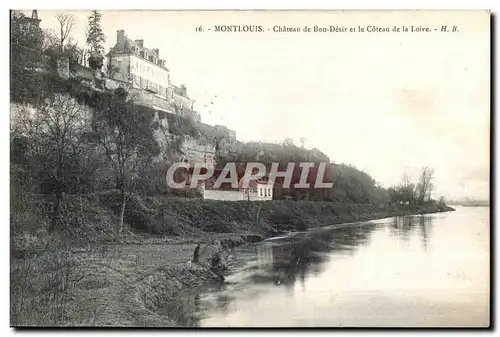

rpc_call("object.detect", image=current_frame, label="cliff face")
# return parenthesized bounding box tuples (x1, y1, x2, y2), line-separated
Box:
(149, 108, 240, 165)
(12, 42, 238, 170)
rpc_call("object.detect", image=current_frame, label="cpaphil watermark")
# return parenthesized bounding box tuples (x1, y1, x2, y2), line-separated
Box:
(166, 162, 334, 189)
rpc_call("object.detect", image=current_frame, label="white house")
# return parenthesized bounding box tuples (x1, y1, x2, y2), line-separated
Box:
(201, 176, 274, 201)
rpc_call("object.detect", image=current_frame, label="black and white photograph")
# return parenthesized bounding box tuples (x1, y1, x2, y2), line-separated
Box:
(9, 9, 490, 328)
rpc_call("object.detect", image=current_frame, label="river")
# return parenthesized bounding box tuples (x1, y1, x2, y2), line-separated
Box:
(193, 206, 490, 327)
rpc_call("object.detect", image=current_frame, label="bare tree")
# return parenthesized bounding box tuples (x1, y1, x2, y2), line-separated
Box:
(13, 94, 91, 231)
(41, 29, 59, 52)
(416, 167, 435, 203)
(427, 181, 434, 202)
(55, 13, 75, 52)
(400, 173, 416, 204)
(93, 89, 160, 236)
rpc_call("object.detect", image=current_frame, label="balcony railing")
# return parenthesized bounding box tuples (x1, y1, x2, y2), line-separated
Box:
(145, 83, 158, 93)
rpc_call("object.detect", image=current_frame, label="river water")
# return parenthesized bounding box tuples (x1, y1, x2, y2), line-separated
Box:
(194, 206, 490, 327)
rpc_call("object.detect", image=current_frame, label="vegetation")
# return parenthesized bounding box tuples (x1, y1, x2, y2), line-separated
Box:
(12, 94, 94, 231)
(93, 88, 161, 235)
(55, 13, 75, 53)
(85, 10, 106, 70)
(220, 140, 389, 204)
(387, 167, 435, 205)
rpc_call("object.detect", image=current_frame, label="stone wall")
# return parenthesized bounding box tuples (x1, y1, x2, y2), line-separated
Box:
(180, 136, 216, 164)
(128, 86, 173, 113)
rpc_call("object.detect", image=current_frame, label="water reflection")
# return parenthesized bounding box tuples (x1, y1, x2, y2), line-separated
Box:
(194, 221, 380, 321)
(248, 222, 379, 288)
(389, 215, 433, 250)
(195, 208, 490, 327)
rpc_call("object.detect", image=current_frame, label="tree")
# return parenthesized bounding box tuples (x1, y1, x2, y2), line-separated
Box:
(42, 30, 83, 74)
(388, 173, 420, 205)
(388, 186, 400, 204)
(416, 166, 435, 203)
(12, 93, 92, 231)
(93, 88, 160, 236)
(55, 13, 75, 53)
(40, 29, 59, 52)
(282, 137, 295, 148)
(85, 10, 106, 70)
(399, 173, 416, 204)
(438, 196, 446, 206)
(85, 11, 106, 55)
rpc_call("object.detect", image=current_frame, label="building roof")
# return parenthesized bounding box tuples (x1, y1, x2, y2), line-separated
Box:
(111, 30, 169, 71)
(124, 37, 156, 57)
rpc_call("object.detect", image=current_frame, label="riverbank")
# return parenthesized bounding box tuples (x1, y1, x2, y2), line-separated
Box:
(10, 192, 454, 326)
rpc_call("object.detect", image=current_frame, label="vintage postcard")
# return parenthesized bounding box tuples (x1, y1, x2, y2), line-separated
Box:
(10, 9, 490, 328)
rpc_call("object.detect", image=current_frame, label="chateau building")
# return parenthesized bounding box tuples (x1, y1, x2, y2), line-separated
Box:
(107, 29, 198, 120)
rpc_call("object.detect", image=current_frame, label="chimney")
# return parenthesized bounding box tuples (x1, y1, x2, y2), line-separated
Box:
(135, 39, 144, 47)
(180, 84, 187, 97)
(117, 30, 125, 49)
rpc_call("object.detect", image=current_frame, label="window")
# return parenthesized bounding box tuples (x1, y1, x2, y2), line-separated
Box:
(264, 188, 267, 197)
(260, 188, 263, 197)
(117, 60, 122, 68)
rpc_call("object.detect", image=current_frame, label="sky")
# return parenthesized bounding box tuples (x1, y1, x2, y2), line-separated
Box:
(23, 10, 490, 200)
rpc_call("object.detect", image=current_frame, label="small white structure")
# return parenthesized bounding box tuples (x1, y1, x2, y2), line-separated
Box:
(201, 179, 273, 201)
(249, 182, 274, 201)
